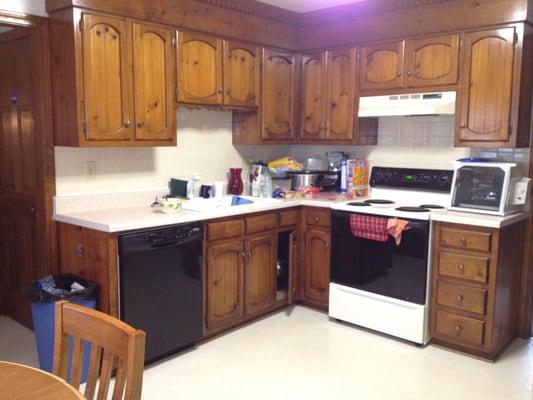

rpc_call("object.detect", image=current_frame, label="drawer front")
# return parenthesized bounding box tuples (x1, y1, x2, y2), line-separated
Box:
(279, 209, 298, 227)
(438, 251, 489, 283)
(439, 227, 491, 253)
(246, 213, 278, 235)
(305, 208, 331, 228)
(207, 219, 245, 241)
(435, 310, 485, 347)
(437, 281, 487, 315)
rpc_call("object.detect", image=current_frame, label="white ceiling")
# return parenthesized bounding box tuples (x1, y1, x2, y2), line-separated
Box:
(257, 0, 367, 13)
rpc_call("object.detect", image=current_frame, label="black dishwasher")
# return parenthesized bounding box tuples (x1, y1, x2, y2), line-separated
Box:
(118, 224, 203, 363)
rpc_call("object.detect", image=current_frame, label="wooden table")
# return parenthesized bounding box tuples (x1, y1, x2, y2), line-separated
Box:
(0, 361, 86, 400)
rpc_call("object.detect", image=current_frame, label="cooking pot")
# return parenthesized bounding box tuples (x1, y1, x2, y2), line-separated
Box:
(288, 170, 339, 191)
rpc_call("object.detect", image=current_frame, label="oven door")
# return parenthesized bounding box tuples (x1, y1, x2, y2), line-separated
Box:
(330, 210, 429, 305)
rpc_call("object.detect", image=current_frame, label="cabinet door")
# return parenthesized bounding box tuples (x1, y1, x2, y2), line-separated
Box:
(244, 233, 276, 315)
(360, 41, 404, 91)
(262, 49, 297, 141)
(300, 52, 327, 140)
(288, 230, 299, 304)
(405, 34, 459, 87)
(132, 23, 176, 141)
(326, 48, 357, 141)
(223, 41, 260, 108)
(177, 32, 222, 105)
(457, 28, 515, 143)
(81, 13, 134, 141)
(304, 228, 331, 307)
(206, 241, 244, 330)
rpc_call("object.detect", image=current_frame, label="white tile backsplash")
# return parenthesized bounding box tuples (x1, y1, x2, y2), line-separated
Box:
(55, 111, 530, 195)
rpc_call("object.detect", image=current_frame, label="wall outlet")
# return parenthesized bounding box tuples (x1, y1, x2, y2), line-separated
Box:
(86, 161, 97, 177)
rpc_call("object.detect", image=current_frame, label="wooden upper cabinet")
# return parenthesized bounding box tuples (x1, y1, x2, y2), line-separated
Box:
(405, 34, 459, 87)
(244, 233, 276, 316)
(262, 49, 297, 141)
(82, 14, 134, 141)
(300, 52, 327, 140)
(223, 41, 261, 108)
(177, 32, 223, 106)
(132, 23, 176, 141)
(360, 41, 404, 91)
(457, 28, 516, 144)
(326, 48, 356, 141)
(206, 240, 245, 331)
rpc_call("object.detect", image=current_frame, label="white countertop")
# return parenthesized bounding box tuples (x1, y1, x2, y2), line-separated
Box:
(53, 194, 529, 233)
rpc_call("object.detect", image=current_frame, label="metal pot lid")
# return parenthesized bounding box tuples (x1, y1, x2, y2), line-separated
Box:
(287, 170, 338, 175)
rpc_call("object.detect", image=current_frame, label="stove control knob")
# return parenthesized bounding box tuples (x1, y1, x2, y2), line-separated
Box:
(439, 174, 451, 186)
(418, 172, 430, 184)
(384, 170, 393, 182)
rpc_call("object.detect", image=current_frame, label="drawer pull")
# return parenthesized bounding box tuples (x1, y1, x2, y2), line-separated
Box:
(460, 237, 468, 246)
(314, 216, 320, 223)
(455, 325, 462, 334)
(456, 295, 464, 304)
(458, 264, 465, 273)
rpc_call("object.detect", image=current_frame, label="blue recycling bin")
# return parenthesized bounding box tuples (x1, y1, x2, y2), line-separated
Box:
(29, 274, 99, 383)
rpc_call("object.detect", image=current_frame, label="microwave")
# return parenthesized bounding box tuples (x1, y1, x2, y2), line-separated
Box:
(449, 162, 530, 216)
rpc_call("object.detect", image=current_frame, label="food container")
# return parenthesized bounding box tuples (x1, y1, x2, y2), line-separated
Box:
(346, 159, 369, 197)
(158, 198, 183, 214)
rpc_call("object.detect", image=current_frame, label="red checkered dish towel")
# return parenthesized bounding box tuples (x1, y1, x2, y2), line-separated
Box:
(349, 214, 389, 242)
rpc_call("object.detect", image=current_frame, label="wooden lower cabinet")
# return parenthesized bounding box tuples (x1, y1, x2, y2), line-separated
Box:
(430, 221, 525, 360)
(300, 208, 331, 310)
(244, 233, 277, 315)
(205, 240, 245, 331)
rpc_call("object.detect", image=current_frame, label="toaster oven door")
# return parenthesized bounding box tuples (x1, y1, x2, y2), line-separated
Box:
(451, 165, 506, 212)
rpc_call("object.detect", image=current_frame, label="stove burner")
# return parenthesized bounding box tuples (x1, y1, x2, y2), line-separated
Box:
(364, 199, 395, 205)
(395, 206, 431, 212)
(347, 202, 371, 207)
(419, 204, 445, 209)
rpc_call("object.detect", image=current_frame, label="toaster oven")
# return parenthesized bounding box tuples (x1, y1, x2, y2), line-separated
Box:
(449, 162, 530, 216)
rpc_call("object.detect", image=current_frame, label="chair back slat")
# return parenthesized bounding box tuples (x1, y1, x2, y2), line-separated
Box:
(69, 336, 84, 389)
(112, 359, 127, 400)
(84, 345, 102, 400)
(52, 301, 146, 400)
(97, 350, 115, 400)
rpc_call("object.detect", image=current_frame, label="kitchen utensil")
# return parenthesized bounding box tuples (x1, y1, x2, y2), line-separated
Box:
(288, 170, 339, 191)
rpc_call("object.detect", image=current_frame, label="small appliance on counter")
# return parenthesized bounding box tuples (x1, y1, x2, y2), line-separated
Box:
(449, 161, 530, 216)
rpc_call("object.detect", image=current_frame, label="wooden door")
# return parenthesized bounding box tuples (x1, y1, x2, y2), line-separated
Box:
(457, 28, 515, 143)
(132, 23, 176, 141)
(405, 34, 459, 87)
(326, 48, 357, 141)
(288, 230, 299, 304)
(0, 31, 44, 327)
(206, 241, 245, 330)
(244, 233, 276, 315)
(223, 41, 260, 108)
(304, 228, 331, 307)
(177, 31, 222, 105)
(262, 49, 297, 141)
(300, 52, 327, 140)
(360, 41, 404, 91)
(81, 13, 134, 141)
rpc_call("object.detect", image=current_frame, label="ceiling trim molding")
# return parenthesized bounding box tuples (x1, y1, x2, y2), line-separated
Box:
(194, 0, 301, 26)
(302, 0, 456, 25)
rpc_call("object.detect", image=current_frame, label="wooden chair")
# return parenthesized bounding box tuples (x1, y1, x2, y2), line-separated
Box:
(52, 301, 146, 400)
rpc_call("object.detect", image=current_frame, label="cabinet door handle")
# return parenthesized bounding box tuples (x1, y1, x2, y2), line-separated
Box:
(75, 244, 84, 258)
(218, 87, 224, 94)
(455, 325, 462, 334)
(456, 295, 464, 304)
(460, 123, 466, 128)
(458, 264, 465, 273)
(226, 89, 231, 95)
(397, 71, 402, 77)
(407, 71, 412, 76)
(314, 216, 320, 223)
(124, 120, 131, 128)
(136, 121, 144, 128)
(325, 242, 330, 248)
(460, 237, 468, 246)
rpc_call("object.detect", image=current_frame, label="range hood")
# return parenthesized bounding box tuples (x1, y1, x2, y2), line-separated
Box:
(358, 91, 456, 117)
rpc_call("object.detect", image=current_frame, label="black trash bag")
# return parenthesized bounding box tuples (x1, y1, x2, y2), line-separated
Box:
(29, 273, 99, 303)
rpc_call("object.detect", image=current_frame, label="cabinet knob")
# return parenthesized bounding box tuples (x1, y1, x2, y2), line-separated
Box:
(75, 244, 84, 258)
(458, 264, 465, 273)
(456, 295, 464, 304)
(28, 206, 35, 214)
(460, 237, 467, 246)
(226, 89, 231, 95)
(124, 120, 131, 128)
(460, 123, 466, 128)
(314, 216, 320, 222)
(455, 325, 462, 334)
(407, 71, 412, 76)
(218, 88, 224, 94)
(325, 242, 330, 248)
(136, 121, 144, 128)
(397, 71, 402, 77)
